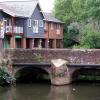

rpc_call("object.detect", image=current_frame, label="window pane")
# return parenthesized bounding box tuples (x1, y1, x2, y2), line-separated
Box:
(56, 24, 60, 30)
(39, 20, 43, 27)
(33, 20, 38, 33)
(50, 23, 53, 30)
(28, 19, 31, 27)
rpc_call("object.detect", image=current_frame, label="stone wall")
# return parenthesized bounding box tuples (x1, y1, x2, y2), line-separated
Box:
(4, 49, 100, 64)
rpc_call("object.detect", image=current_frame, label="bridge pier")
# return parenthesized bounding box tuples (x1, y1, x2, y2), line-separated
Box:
(50, 59, 72, 85)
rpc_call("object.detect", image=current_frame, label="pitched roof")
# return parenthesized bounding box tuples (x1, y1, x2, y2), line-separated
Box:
(43, 12, 64, 24)
(0, 0, 39, 17)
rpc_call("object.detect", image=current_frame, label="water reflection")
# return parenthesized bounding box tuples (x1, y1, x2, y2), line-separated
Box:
(0, 86, 16, 100)
(48, 86, 73, 100)
(0, 83, 100, 100)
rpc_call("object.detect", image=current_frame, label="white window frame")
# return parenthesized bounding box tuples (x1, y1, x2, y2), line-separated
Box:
(39, 20, 43, 27)
(4, 19, 11, 33)
(56, 24, 60, 35)
(4, 19, 11, 26)
(28, 19, 31, 27)
(56, 29, 60, 35)
(50, 23, 53, 30)
(56, 24, 60, 30)
(33, 20, 38, 33)
(4, 20, 7, 27)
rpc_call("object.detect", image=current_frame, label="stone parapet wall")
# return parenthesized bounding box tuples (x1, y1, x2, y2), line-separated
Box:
(4, 49, 100, 64)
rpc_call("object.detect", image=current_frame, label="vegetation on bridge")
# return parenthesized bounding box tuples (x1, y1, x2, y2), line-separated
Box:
(0, 59, 15, 86)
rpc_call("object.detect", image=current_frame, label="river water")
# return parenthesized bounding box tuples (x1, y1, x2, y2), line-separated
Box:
(0, 83, 100, 100)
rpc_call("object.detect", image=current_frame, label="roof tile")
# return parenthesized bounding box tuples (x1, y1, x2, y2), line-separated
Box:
(43, 12, 64, 23)
(0, 0, 38, 17)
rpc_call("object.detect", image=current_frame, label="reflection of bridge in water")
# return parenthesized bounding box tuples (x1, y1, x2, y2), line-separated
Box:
(1, 84, 100, 100)
(0, 84, 72, 100)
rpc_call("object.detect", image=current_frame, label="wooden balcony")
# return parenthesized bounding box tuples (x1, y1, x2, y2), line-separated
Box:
(5, 26, 23, 35)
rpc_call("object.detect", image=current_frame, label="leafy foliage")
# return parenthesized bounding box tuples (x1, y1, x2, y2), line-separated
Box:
(85, 0, 100, 20)
(79, 30, 100, 49)
(64, 22, 80, 48)
(54, 0, 100, 48)
(54, 0, 75, 24)
(0, 59, 13, 85)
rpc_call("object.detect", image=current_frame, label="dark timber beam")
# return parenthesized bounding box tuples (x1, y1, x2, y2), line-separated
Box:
(13, 63, 100, 68)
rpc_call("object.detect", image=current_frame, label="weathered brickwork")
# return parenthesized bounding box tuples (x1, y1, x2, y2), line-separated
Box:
(4, 49, 100, 64)
(3, 49, 100, 85)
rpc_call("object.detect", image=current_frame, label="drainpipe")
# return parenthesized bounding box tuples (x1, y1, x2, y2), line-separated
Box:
(11, 16, 14, 36)
(11, 16, 15, 48)
(54, 23, 56, 48)
(47, 22, 49, 48)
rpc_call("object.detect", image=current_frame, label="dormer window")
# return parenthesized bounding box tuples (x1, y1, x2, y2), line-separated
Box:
(28, 19, 31, 27)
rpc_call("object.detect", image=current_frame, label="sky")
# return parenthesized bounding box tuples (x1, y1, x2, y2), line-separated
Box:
(0, 0, 55, 13)
(39, 0, 55, 13)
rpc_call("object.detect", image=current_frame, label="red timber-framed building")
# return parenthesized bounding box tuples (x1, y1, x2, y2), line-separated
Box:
(44, 13, 64, 48)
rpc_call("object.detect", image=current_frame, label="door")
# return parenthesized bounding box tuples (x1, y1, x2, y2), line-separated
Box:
(15, 38, 22, 48)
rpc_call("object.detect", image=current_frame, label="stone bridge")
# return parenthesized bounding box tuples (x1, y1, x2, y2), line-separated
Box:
(3, 49, 100, 85)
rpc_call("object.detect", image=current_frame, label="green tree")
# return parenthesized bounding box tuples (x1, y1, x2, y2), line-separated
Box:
(54, 0, 81, 47)
(73, 23, 100, 49)
(54, 0, 75, 24)
(64, 22, 80, 48)
(85, 0, 100, 20)
(54, 0, 100, 48)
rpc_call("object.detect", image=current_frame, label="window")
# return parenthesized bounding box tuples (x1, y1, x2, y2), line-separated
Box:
(56, 24, 60, 30)
(39, 20, 43, 27)
(33, 20, 38, 33)
(28, 19, 31, 27)
(4, 19, 11, 26)
(7, 20, 9, 26)
(33, 20, 38, 27)
(50, 23, 53, 30)
(4, 20, 7, 27)
(4, 19, 11, 33)
(56, 24, 60, 35)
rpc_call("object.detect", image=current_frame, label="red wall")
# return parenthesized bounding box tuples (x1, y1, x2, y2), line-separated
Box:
(45, 21, 63, 39)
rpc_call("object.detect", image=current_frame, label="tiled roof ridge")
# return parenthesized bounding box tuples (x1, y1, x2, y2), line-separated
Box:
(0, 0, 38, 3)
(43, 12, 64, 23)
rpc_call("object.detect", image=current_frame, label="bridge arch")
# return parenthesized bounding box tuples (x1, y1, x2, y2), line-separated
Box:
(14, 66, 51, 84)
(72, 68, 100, 82)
